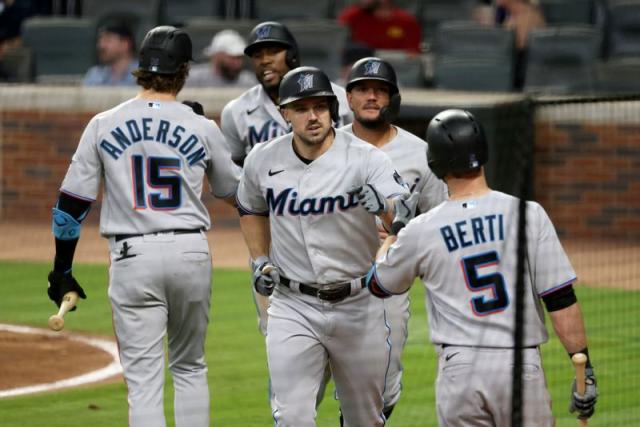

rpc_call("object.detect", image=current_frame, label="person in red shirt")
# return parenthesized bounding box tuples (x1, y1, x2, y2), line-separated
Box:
(338, 0, 422, 54)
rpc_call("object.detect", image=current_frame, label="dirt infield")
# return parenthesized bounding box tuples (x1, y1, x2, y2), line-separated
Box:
(1, 222, 637, 290)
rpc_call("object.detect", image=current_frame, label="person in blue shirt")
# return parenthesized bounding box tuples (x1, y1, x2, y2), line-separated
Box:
(83, 21, 137, 86)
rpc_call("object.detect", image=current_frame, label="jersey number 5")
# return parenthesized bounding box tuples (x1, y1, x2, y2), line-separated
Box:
(461, 251, 509, 316)
(132, 155, 182, 210)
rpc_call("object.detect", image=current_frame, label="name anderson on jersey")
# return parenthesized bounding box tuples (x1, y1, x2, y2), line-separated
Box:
(266, 188, 359, 216)
(98, 117, 207, 166)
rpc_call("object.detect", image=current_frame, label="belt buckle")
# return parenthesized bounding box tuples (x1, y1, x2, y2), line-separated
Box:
(317, 282, 349, 303)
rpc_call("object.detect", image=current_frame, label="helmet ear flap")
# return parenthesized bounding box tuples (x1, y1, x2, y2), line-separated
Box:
(330, 99, 340, 124)
(379, 92, 401, 123)
(285, 49, 300, 69)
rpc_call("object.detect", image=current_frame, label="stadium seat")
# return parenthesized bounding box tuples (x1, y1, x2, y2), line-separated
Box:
(432, 21, 515, 91)
(335, 0, 422, 15)
(21, 17, 96, 81)
(1, 46, 34, 83)
(284, 20, 349, 81)
(375, 49, 425, 88)
(183, 18, 257, 62)
(594, 57, 640, 93)
(523, 25, 602, 93)
(605, 0, 640, 58)
(539, 0, 595, 25)
(419, 0, 476, 43)
(255, 0, 335, 20)
(81, 0, 162, 45)
(164, 0, 217, 26)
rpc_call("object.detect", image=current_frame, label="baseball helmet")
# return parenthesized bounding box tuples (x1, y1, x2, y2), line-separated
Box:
(346, 57, 401, 122)
(244, 21, 300, 69)
(279, 66, 339, 123)
(138, 26, 193, 74)
(426, 109, 488, 180)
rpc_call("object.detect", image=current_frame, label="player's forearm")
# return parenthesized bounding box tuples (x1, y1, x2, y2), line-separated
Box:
(548, 302, 588, 354)
(376, 235, 397, 260)
(239, 214, 272, 259)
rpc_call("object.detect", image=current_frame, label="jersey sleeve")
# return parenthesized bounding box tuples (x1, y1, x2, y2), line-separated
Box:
(205, 121, 241, 198)
(220, 102, 247, 162)
(529, 202, 577, 297)
(366, 148, 409, 199)
(60, 117, 102, 201)
(417, 168, 447, 213)
(236, 149, 268, 215)
(370, 220, 423, 295)
(332, 84, 354, 127)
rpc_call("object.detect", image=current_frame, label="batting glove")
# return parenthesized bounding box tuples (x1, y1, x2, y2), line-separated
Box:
(569, 366, 598, 420)
(47, 270, 87, 310)
(390, 191, 420, 235)
(348, 184, 388, 215)
(252, 256, 280, 297)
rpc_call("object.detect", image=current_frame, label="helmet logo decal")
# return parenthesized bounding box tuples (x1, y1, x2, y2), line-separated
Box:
(256, 25, 271, 40)
(297, 73, 314, 91)
(469, 154, 479, 168)
(364, 60, 381, 75)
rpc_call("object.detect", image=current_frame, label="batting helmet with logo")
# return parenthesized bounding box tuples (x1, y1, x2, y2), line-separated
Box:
(346, 57, 401, 122)
(426, 109, 488, 180)
(138, 26, 193, 74)
(244, 21, 300, 69)
(278, 66, 339, 123)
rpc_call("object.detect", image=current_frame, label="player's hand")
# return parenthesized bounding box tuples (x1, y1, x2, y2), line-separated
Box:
(47, 270, 87, 311)
(182, 100, 205, 116)
(390, 191, 420, 235)
(348, 184, 388, 215)
(569, 366, 598, 420)
(252, 256, 280, 297)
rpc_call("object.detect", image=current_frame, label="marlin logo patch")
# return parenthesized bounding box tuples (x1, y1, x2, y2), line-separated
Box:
(256, 25, 271, 39)
(364, 60, 382, 75)
(298, 73, 314, 91)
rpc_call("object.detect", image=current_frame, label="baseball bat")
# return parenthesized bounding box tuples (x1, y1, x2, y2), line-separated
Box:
(571, 353, 588, 427)
(48, 291, 79, 331)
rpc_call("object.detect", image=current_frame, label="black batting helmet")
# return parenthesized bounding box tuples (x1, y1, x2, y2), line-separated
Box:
(346, 57, 401, 122)
(279, 66, 339, 123)
(138, 26, 193, 74)
(426, 109, 488, 180)
(244, 21, 300, 69)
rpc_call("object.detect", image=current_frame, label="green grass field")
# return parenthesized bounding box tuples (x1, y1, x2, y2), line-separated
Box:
(0, 261, 638, 426)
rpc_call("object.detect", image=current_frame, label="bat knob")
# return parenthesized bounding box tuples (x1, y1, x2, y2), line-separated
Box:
(48, 314, 65, 331)
(572, 353, 587, 366)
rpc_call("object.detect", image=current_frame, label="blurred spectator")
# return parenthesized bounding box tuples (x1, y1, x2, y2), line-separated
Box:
(495, 0, 545, 89)
(186, 29, 255, 88)
(0, 0, 33, 54)
(83, 22, 137, 86)
(339, 41, 375, 86)
(338, 0, 422, 54)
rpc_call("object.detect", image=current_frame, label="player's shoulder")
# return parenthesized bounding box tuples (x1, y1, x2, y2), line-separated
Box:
(246, 132, 291, 161)
(339, 123, 354, 134)
(337, 128, 376, 152)
(222, 84, 262, 113)
(330, 81, 347, 96)
(395, 126, 427, 147)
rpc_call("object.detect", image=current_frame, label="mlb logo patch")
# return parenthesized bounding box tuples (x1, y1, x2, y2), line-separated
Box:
(297, 73, 314, 91)
(147, 102, 161, 109)
(150, 57, 160, 72)
(469, 154, 479, 168)
(364, 60, 381, 75)
(256, 25, 271, 39)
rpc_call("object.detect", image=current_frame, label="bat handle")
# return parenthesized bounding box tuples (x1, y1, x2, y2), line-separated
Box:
(48, 291, 79, 331)
(571, 353, 588, 427)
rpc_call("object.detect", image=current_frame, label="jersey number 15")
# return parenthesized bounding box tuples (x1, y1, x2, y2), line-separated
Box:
(131, 155, 182, 210)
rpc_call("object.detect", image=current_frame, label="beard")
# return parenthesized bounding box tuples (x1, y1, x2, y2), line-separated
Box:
(297, 124, 333, 147)
(357, 113, 386, 130)
(219, 62, 241, 81)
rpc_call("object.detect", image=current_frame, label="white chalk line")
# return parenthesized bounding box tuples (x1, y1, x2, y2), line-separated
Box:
(0, 323, 123, 398)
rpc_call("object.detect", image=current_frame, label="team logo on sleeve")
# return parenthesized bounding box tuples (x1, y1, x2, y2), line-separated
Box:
(298, 73, 314, 91)
(393, 170, 407, 188)
(256, 25, 271, 39)
(364, 60, 382, 76)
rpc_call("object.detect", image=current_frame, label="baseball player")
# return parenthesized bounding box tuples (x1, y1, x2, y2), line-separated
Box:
(46, 26, 240, 427)
(366, 109, 598, 426)
(236, 66, 408, 426)
(341, 56, 447, 421)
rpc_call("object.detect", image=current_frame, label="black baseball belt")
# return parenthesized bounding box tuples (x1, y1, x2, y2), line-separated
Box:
(114, 229, 203, 242)
(278, 275, 367, 303)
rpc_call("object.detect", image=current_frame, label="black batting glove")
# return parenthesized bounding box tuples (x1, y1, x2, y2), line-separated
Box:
(47, 270, 87, 311)
(569, 366, 598, 420)
(182, 100, 205, 116)
(251, 256, 280, 297)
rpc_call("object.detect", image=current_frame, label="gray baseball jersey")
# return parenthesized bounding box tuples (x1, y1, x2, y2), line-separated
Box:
(371, 190, 576, 347)
(237, 128, 407, 425)
(341, 123, 447, 409)
(61, 98, 240, 235)
(221, 82, 353, 163)
(59, 97, 240, 427)
(341, 124, 447, 212)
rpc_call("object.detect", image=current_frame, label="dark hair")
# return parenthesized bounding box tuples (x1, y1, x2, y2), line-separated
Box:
(133, 63, 190, 94)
